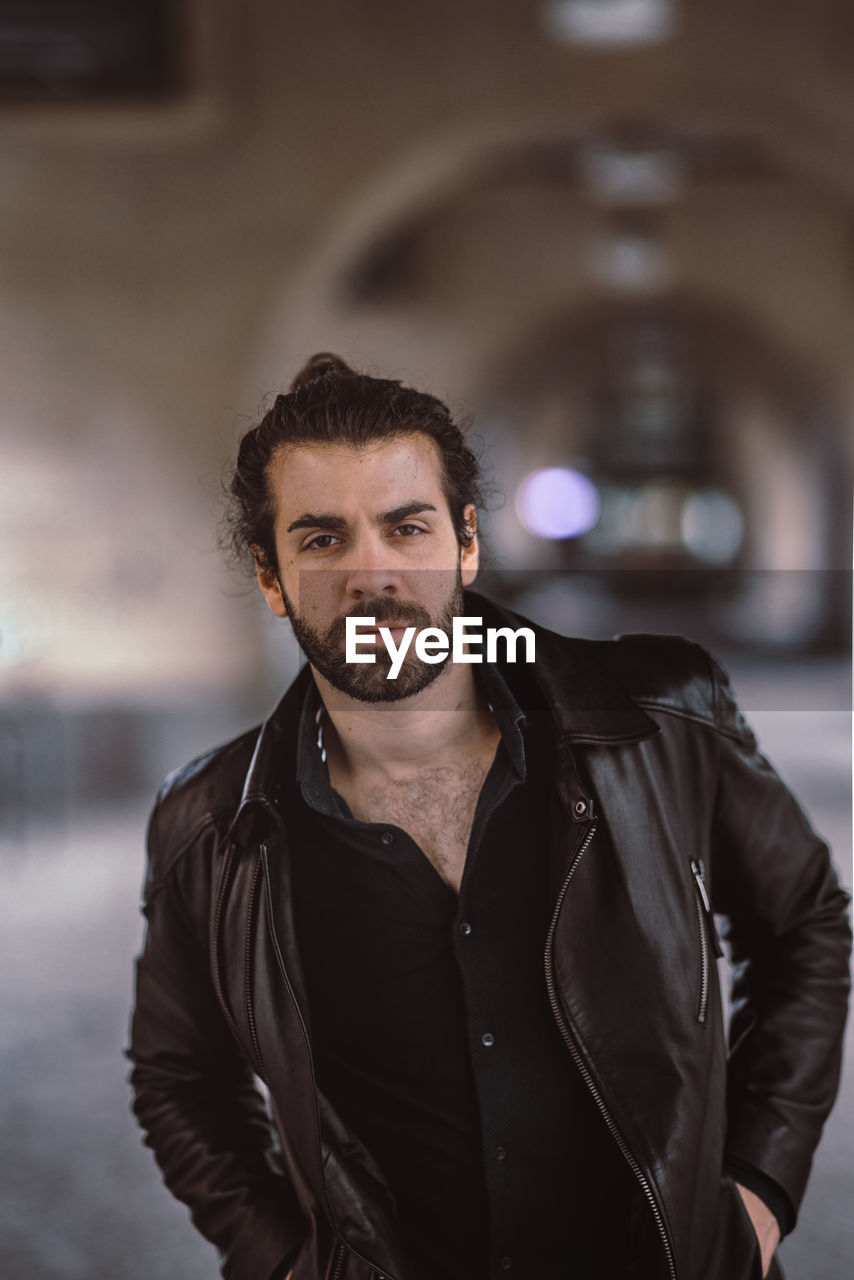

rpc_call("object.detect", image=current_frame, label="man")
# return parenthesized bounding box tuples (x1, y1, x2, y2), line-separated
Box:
(129, 354, 851, 1280)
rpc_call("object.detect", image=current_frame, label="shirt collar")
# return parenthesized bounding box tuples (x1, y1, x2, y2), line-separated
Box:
(479, 660, 527, 778)
(296, 662, 527, 814)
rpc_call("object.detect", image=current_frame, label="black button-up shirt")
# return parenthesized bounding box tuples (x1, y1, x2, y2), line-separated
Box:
(286, 666, 616, 1279)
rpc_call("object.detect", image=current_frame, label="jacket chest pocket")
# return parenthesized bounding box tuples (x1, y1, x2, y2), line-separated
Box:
(690, 858, 723, 1025)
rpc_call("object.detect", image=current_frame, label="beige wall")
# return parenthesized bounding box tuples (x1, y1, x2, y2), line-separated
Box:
(2, 0, 852, 696)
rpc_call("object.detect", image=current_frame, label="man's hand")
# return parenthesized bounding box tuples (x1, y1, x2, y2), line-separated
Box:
(735, 1182, 781, 1277)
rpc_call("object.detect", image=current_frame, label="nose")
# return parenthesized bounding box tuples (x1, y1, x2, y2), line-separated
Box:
(344, 568, 401, 600)
(343, 534, 403, 601)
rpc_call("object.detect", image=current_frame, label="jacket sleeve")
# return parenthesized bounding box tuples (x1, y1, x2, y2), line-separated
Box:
(705, 652, 852, 1224)
(128, 802, 305, 1280)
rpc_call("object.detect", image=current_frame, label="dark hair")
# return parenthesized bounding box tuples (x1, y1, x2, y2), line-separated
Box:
(225, 353, 484, 575)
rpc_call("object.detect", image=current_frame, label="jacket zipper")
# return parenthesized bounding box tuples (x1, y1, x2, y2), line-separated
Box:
(330, 1239, 346, 1280)
(690, 860, 711, 1026)
(211, 841, 242, 1044)
(544, 822, 677, 1280)
(244, 851, 267, 1079)
(329, 1242, 381, 1280)
(329, 1240, 387, 1280)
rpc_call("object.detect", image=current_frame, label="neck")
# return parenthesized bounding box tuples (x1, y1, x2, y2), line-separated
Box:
(312, 661, 495, 779)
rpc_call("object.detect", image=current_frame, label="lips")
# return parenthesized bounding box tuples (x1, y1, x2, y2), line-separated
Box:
(364, 625, 409, 643)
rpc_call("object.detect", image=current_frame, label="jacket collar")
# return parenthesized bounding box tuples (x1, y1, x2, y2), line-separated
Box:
(230, 589, 659, 835)
(228, 664, 312, 841)
(466, 589, 660, 746)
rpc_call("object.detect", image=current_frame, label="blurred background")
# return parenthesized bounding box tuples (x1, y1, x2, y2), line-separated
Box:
(0, 2, 851, 1277)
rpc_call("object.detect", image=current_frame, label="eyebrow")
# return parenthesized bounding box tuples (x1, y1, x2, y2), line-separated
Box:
(286, 501, 438, 534)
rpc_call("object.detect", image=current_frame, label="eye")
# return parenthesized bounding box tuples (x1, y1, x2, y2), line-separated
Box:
(304, 533, 343, 551)
(391, 523, 425, 537)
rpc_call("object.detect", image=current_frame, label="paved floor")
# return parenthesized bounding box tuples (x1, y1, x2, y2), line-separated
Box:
(1, 661, 850, 1279)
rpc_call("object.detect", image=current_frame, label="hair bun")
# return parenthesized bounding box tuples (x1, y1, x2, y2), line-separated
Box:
(289, 351, 354, 392)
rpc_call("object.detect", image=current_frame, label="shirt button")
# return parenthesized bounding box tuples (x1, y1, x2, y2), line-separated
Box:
(500, 1258, 513, 1271)
(481, 1032, 495, 1047)
(460, 921, 472, 936)
(380, 831, 394, 845)
(495, 1146, 507, 1161)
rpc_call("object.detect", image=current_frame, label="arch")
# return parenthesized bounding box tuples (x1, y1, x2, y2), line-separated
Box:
(249, 98, 854, 395)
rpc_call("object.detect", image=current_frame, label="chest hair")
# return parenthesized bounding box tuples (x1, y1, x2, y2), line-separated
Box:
(333, 753, 496, 893)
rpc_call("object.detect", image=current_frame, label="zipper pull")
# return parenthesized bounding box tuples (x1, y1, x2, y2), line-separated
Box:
(690, 859, 724, 957)
(690, 859, 711, 912)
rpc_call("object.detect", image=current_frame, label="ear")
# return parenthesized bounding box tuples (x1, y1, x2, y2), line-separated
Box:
(252, 546, 288, 618)
(460, 505, 479, 587)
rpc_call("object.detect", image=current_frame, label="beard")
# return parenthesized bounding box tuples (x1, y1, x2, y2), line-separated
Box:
(281, 569, 465, 703)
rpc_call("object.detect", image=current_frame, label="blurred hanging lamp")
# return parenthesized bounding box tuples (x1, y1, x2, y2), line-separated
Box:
(542, 0, 677, 48)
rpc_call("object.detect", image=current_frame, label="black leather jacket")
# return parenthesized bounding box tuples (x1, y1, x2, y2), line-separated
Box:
(128, 595, 851, 1280)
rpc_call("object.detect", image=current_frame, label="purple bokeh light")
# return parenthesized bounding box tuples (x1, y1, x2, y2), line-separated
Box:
(515, 467, 602, 539)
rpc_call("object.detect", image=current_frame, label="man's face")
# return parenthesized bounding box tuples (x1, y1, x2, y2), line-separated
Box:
(256, 435, 478, 702)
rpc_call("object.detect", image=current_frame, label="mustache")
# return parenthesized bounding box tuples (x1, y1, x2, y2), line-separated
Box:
(325, 598, 433, 643)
